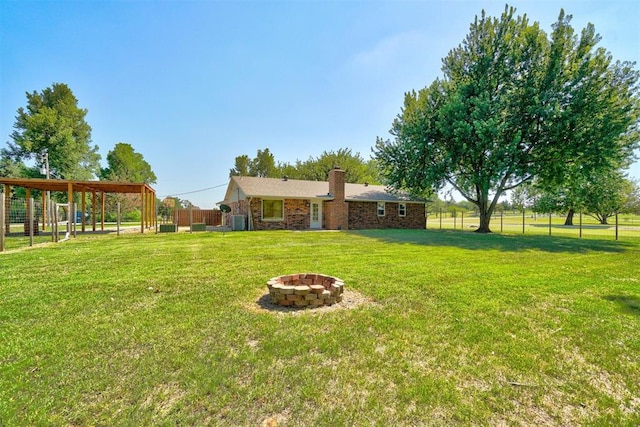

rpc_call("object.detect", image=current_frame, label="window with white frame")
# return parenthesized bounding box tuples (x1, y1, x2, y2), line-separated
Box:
(262, 199, 284, 220)
(399, 203, 407, 217)
(377, 202, 385, 217)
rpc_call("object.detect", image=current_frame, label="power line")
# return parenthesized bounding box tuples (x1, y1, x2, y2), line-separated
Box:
(160, 183, 227, 198)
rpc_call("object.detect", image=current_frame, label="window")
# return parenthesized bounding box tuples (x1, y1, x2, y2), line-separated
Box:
(262, 199, 284, 220)
(377, 202, 385, 217)
(399, 203, 407, 217)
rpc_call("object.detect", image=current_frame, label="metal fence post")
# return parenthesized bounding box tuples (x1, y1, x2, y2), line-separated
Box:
(579, 210, 583, 238)
(117, 202, 121, 236)
(439, 208, 442, 230)
(501, 211, 503, 233)
(522, 209, 525, 234)
(461, 210, 464, 229)
(615, 212, 619, 241)
(548, 212, 552, 236)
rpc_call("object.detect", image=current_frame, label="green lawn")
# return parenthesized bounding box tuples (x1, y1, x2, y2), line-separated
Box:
(1, 230, 639, 425)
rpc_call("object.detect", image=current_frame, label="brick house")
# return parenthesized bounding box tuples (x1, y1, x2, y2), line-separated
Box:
(219, 167, 425, 231)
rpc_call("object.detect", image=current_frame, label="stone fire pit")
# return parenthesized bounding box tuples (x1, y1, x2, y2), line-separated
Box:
(266, 273, 344, 307)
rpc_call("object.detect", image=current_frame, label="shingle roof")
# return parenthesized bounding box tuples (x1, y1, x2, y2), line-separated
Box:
(226, 176, 422, 203)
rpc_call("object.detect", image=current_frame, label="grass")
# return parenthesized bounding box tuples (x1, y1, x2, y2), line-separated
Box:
(1, 230, 639, 425)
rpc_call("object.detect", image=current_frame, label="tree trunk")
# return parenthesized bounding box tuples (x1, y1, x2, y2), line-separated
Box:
(564, 209, 575, 226)
(475, 210, 492, 233)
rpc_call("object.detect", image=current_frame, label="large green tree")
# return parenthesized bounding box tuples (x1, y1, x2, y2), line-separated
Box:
(282, 148, 380, 184)
(579, 173, 637, 224)
(3, 83, 101, 180)
(99, 143, 156, 219)
(374, 6, 640, 232)
(229, 147, 380, 184)
(100, 143, 156, 184)
(229, 148, 278, 178)
(525, 172, 639, 224)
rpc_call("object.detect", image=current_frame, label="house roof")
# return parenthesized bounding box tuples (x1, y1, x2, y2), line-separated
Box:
(224, 176, 422, 203)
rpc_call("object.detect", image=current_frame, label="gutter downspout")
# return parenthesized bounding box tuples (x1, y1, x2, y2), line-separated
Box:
(247, 197, 253, 231)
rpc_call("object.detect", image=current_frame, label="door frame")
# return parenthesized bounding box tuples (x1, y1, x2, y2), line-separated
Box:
(310, 199, 323, 229)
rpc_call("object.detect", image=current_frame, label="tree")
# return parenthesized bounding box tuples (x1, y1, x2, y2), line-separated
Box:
(521, 169, 637, 225)
(99, 143, 156, 219)
(100, 143, 156, 184)
(3, 83, 101, 180)
(621, 179, 640, 214)
(579, 172, 636, 224)
(252, 148, 277, 177)
(229, 147, 380, 184)
(0, 156, 28, 178)
(229, 148, 278, 178)
(229, 154, 252, 177)
(374, 6, 640, 233)
(285, 148, 381, 184)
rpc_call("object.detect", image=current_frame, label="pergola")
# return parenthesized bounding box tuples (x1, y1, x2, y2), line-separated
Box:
(0, 177, 156, 234)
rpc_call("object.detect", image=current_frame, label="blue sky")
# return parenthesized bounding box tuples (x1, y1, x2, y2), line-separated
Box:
(1, 0, 639, 208)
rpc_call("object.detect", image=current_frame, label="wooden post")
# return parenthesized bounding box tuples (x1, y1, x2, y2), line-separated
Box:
(92, 190, 97, 232)
(148, 188, 152, 230)
(42, 191, 47, 231)
(29, 197, 34, 246)
(4, 185, 10, 234)
(522, 209, 525, 234)
(26, 188, 31, 235)
(101, 191, 105, 231)
(68, 182, 74, 238)
(53, 203, 58, 242)
(548, 212, 552, 236)
(140, 186, 145, 234)
(0, 191, 5, 252)
(81, 189, 86, 232)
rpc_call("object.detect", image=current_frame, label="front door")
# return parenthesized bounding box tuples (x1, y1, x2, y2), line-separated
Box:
(310, 200, 322, 229)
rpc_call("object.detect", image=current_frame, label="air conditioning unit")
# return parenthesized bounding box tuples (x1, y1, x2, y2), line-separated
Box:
(231, 215, 246, 231)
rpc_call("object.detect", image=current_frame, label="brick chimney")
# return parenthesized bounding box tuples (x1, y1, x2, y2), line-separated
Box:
(326, 167, 348, 230)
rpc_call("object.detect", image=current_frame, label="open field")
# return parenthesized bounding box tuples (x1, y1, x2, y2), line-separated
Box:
(1, 230, 639, 425)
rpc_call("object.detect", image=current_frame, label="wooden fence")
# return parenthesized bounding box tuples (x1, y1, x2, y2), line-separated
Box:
(174, 209, 222, 226)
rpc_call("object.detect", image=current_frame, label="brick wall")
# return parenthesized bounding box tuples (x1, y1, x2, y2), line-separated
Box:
(249, 198, 311, 230)
(225, 200, 250, 228)
(348, 201, 425, 230)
